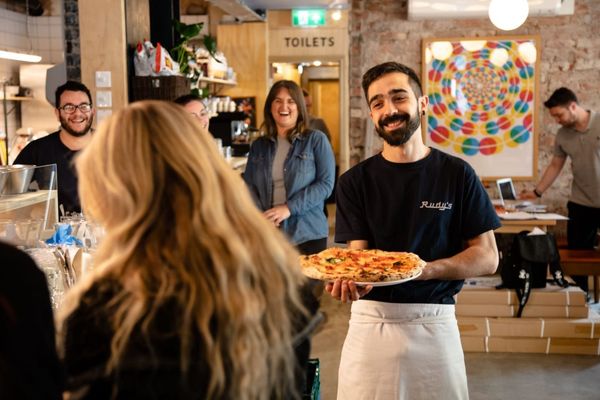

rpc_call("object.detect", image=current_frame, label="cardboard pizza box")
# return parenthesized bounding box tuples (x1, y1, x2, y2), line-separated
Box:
(456, 304, 515, 317)
(455, 289, 512, 305)
(457, 317, 489, 337)
(460, 336, 487, 352)
(549, 338, 600, 355)
(487, 337, 550, 353)
(487, 317, 543, 337)
(458, 278, 587, 306)
(521, 305, 589, 319)
(543, 318, 596, 339)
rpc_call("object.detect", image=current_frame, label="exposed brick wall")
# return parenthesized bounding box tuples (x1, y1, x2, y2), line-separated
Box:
(63, 0, 80, 80)
(349, 0, 600, 216)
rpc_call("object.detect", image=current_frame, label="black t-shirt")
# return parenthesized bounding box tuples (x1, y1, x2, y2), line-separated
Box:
(14, 131, 81, 213)
(0, 242, 64, 399)
(335, 148, 501, 304)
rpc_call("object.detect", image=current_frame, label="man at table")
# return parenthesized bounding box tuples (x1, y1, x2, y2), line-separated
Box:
(14, 81, 95, 215)
(523, 87, 600, 294)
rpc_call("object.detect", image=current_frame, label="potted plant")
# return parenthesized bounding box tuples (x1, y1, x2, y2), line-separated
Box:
(171, 20, 222, 97)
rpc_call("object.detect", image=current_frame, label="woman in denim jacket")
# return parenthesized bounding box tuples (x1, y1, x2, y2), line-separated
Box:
(243, 80, 335, 255)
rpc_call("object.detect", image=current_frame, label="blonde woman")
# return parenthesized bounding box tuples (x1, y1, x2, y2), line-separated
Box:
(57, 101, 311, 399)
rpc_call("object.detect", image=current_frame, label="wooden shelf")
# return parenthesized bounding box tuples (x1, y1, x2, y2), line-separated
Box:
(0, 190, 57, 213)
(198, 77, 237, 86)
(197, 77, 236, 95)
(3, 96, 33, 101)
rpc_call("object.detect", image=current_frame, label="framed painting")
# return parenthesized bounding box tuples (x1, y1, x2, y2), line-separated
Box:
(422, 35, 541, 180)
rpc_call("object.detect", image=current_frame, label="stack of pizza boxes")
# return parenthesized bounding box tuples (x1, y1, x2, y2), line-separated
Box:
(456, 277, 600, 355)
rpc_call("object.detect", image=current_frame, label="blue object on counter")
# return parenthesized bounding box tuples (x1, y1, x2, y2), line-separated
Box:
(45, 224, 83, 246)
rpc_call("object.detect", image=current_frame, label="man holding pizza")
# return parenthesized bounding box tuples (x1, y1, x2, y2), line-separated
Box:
(326, 62, 500, 399)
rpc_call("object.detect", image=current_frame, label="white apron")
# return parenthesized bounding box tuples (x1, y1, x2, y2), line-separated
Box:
(337, 300, 469, 400)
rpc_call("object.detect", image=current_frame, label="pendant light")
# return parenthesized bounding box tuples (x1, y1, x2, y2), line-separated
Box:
(488, 0, 529, 31)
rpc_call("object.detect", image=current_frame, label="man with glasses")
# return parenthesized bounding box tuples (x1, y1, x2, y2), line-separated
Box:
(14, 81, 95, 214)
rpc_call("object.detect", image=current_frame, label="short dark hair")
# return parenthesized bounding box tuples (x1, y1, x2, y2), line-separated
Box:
(544, 87, 578, 108)
(174, 94, 203, 106)
(263, 80, 308, 140)
(361, 62, 423, 105)
(55, 81, 92, 108)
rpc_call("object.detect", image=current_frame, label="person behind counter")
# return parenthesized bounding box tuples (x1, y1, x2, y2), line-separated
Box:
(14, 81, 95, 215)
(243, 80, 335, 255)
(0, 241, 64, 399)
(174, 94, 210, 130)
(327, 61, 499, 400)
(56, 100, 312, 399)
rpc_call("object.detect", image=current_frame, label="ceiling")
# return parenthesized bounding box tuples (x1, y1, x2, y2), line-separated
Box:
(242, 0, 348, 10)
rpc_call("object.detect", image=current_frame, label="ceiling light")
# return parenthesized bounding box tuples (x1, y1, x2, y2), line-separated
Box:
(0, 50, 41, 63)
(489, 0, 529, 31)
(313, 60, 322, 67)
(331, 10, 342, 21)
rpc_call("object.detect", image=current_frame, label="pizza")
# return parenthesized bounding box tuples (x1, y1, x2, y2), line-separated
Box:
(299, 247, 426, 283)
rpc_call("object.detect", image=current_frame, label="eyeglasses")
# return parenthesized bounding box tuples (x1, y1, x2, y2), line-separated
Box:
(59, 103, 92, 114)
(190, 111, 209, 119)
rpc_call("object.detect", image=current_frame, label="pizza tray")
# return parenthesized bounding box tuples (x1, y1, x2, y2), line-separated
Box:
(351, 270, 422, 287)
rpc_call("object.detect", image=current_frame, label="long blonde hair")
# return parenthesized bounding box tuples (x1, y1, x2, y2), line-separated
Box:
(58, 100, 307, 399)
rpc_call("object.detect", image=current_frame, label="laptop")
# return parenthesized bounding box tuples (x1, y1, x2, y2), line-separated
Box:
(496, 178, 517, 205)
(496, 178, 546, 211)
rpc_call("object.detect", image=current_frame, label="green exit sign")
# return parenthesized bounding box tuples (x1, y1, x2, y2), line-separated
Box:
(292, 9, 326, 27)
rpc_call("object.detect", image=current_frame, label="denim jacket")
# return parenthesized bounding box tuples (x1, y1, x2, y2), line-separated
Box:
(243, 129, 335, 245)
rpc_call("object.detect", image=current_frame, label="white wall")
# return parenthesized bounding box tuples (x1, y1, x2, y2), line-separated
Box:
(0, 7, 64, 163)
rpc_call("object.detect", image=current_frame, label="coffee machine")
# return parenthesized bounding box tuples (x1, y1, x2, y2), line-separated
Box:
(209, 111, 250, 156)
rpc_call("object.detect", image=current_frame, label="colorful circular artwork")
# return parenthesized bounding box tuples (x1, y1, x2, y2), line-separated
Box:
(426, 40, 536, 157)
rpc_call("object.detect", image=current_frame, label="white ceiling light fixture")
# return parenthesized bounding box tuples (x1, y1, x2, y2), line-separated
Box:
(488, 0, 529, 31)
(313, 60, 322, 66)
(0, 0, 42, 63)
(0, 50, 41, 63)
(331, 9, 342, 21)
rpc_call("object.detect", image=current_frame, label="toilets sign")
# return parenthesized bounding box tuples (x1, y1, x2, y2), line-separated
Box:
(270, 28, 347, 57)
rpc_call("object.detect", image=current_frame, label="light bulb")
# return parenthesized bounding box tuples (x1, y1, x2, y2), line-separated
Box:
(489, 0, 529, 31)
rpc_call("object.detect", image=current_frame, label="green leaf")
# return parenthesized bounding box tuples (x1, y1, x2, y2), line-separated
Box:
(203, 35, 222, 63)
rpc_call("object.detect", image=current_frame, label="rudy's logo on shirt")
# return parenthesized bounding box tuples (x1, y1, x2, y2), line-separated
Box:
(420, 201, 453, 211)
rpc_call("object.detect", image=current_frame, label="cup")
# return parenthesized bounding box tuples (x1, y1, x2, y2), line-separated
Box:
(214, 138, 223, 153)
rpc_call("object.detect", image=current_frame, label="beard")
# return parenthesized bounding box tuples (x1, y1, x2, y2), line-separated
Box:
(375, 110, 421, 146)
(60, 114, 94, 137)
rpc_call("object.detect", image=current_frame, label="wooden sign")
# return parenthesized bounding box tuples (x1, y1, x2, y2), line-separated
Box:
(269, 28, 347, 58)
